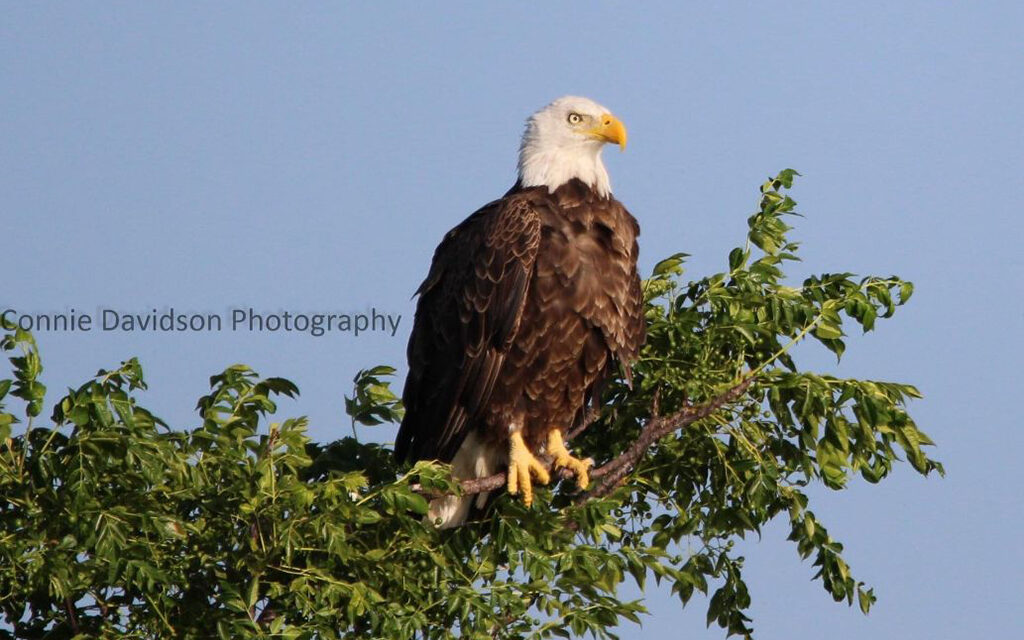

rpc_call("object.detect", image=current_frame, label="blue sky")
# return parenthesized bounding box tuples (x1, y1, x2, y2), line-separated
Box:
(2, 2, 1021, 637)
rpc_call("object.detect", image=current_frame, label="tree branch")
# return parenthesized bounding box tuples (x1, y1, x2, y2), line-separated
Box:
(428, 376, 755, 502)
(583, 376, 754, 500)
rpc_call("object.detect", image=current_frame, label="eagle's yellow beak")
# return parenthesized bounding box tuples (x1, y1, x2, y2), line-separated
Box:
(586, 114, 627, 150)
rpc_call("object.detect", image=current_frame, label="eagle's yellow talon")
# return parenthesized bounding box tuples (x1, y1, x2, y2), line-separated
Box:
(508, 429, 549, 506)
(547, 429, 592, 490)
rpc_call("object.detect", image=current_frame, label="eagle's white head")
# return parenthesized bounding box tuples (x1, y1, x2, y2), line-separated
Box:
(517, 96, 627, 199)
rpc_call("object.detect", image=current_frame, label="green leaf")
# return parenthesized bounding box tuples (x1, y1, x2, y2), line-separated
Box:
(814, 322, 843, 340)
(858, 586, 875, 614)
(653, 253, 690, 277)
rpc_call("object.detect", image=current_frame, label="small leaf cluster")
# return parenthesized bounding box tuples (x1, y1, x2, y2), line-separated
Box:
(344, 366, 405, 438)
(0, 323, 46, 426)
(0, 171, 941, 638)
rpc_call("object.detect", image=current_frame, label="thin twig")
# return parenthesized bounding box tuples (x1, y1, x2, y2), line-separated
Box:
(567, 406, 602, 441)
(65, 596, 79, 634)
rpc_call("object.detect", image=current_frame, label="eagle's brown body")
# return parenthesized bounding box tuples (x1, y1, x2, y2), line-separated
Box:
(395, 178, 645, 491)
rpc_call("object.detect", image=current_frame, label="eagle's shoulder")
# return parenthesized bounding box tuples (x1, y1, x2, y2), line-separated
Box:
(415, 187, 547, 298)
(395, 186, 545, 463)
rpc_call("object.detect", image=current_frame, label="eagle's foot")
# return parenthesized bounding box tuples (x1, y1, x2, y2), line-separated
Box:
(547, 428, 593, 490)
(507, 429, 550, 506)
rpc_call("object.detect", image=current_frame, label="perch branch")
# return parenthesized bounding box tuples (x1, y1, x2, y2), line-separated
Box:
(422, 375, 755, 502)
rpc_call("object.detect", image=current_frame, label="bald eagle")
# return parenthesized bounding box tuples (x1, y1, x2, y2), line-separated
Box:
(395, 96, 645, 527)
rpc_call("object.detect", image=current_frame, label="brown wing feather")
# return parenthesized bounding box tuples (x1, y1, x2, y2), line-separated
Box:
(395, 194, 540, 463)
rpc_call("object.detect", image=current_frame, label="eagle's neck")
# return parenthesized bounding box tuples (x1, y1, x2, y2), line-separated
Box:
(517, 142, 612, 199)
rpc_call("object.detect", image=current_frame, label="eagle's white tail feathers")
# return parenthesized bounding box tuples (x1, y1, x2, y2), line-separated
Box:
(428, 431, 502, 529)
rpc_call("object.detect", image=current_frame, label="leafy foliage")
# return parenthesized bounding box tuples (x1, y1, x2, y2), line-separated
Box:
(0, 172, 940, 638)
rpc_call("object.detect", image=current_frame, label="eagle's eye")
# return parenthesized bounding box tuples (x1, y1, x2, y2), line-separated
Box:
(567, 112, 583, 125)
